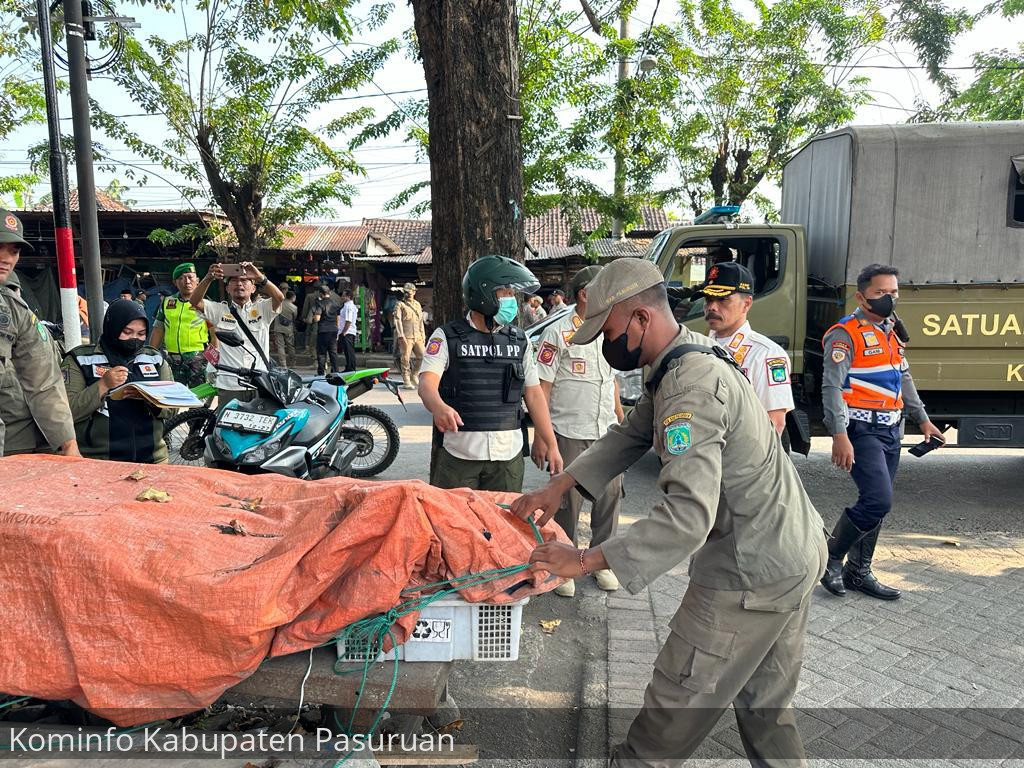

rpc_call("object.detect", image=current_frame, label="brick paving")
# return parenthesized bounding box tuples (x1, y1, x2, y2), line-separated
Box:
(602, 534, 1024, 766)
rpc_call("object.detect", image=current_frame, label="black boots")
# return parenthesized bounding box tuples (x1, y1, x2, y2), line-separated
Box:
(820, 512, 863, 596)
(842, 523, 901, 600)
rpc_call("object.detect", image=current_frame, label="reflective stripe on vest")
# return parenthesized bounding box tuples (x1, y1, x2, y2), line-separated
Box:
(826, 314, 904, 411)
(161, 296, 208, 353)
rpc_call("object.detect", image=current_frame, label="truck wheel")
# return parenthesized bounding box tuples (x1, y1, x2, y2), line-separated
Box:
(344, 404, 400, 478)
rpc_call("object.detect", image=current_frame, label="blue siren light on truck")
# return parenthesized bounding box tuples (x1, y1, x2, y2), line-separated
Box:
(694, 205, 741, 225)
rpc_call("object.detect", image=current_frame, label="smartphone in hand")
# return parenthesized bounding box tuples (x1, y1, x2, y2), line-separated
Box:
(220, 263, 244, 278)
(909, 435, 944, 457)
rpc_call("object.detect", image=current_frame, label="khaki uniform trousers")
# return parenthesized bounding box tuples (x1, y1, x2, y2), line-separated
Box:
(554, 433, 622, 547)
(398, 337, 425, 384)
(271, 331, 295, 369)
(610, 539, 826, 768)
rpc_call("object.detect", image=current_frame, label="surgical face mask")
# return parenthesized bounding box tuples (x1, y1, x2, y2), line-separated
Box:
(602, 314, 646, 371)
(865, 293, 896, 318)
(111, 337, 145, 357)
(494, 296, 518, 325)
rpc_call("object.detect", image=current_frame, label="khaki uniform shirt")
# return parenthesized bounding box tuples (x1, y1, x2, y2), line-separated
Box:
(536, 311, 618, 440)
(0, 285, 76, 455)
(271, 300, 298, 337)
(709, 320, 794, 414)
(567, 326, 824, 594)
(394, 298, 425, 341)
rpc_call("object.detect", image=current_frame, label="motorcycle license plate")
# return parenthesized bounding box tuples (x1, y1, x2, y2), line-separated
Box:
(218, 410, 278, 434)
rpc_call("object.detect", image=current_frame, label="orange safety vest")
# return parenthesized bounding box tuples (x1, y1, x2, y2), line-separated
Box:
(825, 313, 905, 411)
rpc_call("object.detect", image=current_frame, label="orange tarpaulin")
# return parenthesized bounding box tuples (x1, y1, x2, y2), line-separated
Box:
(0, 455, 566, 725)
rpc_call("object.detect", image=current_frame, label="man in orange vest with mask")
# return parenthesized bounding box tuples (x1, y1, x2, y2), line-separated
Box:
(820, 264, 945, 600)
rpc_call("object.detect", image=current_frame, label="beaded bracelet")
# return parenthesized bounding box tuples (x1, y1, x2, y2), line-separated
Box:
(579, 548, 591, 577)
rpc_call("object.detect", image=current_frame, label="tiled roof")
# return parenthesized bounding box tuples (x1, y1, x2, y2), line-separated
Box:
(352, 247, 432, 265)
(361, 218, 432, 254)
(270, 224, 370, 253)
(524, 206, 669, 248)
(34, 188, 132, 212)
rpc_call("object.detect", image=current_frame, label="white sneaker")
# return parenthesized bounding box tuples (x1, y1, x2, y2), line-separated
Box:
(553, 580, 576, 597)
(594, 569, 620, 591)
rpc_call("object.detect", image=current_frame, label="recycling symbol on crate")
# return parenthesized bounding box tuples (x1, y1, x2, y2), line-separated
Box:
(411, 618, 452, 643)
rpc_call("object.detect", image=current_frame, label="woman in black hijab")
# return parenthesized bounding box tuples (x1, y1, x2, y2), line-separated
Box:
(61, 299, 174, 463)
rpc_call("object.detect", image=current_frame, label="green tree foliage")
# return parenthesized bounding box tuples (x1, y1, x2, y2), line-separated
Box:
(924, 1, 1023, 120)
(0, 0, 45, 206)
(94, 0, 397, 256)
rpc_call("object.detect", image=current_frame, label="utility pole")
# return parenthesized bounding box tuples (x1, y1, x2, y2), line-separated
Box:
(63, 0, 106, 339)
(611, 12, 630, 240)
(35, 0, 81, 348)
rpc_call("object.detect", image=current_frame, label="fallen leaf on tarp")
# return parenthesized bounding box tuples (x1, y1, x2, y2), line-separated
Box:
(942, 540, 960, 547)
(211, 519, 280, 538)
(438, 719, 464, 734)
(539, 619, 561, 635)
(240, 498, 262, 512)
(136, 487, 171, 503)
(124, 469, 147, 482)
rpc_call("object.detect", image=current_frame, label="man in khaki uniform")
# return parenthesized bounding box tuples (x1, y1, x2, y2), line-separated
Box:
(0, 208, 80, 458)
(0, 272, 62, 454)
(536, 265, 624, 597)
(512, 258, 826, 766)
(270, 289, 298, 368)
(394, 282, 426, 389)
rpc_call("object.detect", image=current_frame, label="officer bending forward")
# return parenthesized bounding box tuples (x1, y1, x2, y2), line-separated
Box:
(512, 259, 826, 766)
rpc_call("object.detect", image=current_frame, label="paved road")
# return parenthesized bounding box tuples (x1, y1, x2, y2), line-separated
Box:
(354, 384, 1024, 765)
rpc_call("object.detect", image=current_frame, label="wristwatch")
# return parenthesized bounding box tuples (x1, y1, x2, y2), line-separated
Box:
(256, 276, 268, 288)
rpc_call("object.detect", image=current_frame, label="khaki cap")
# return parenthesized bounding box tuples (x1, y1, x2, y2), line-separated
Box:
(571, 258, 664, 345)
(0, 208, 33, 251)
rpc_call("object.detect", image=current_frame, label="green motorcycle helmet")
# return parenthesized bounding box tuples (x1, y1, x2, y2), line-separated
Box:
(462, 255, 540, 317)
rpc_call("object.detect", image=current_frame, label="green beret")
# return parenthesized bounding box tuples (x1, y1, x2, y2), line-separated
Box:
(172, 262, 196, 280)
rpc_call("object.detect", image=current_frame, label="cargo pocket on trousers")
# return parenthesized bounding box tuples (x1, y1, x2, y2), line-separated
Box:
(658, 613, 737, 695)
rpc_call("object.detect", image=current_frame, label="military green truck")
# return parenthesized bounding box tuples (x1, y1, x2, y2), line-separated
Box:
(641, 121, 1024, 454)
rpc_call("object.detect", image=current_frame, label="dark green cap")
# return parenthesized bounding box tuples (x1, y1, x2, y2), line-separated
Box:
(171, 262, 196, 280)
(0, 209, 33, 251)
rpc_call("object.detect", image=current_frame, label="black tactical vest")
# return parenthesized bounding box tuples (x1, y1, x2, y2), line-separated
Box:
(439, 318, 527, 431)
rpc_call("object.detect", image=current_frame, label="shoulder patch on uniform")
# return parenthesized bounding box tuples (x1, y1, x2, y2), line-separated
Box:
(831, 340, 850, 353)
(664, 421, 691, 455)
(35, 320, 48, 341)
(732, 344, 751, 365)
(572, 314, 582, 329)
(766, 357, 789, 385)
(862, 330, 879, 347)
(167, 298, 177, 309)
(727, 332, 744, 350)
(425, 337, 443, 356)
(662, 411, 693, 426)
(831, 348, 847, 363)
(538, 341, 557, 366)
(561, 329, 575, 344)
(570, 358, 586, 375)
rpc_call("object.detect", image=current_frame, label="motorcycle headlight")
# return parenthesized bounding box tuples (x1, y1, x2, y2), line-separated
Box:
(243, 437, 283, 464)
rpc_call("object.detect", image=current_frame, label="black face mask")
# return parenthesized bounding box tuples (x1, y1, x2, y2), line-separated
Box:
(110, 337, 145, 358)
(602, 314, 646, 371)
(865, 294, 896, 318)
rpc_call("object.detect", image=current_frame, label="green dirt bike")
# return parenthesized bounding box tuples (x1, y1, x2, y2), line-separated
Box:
(163, 368, 402, 478)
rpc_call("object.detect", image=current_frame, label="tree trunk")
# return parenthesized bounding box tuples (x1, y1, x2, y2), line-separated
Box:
(411, 0, 526, 327)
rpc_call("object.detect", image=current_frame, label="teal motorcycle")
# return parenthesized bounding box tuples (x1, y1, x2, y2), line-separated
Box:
(164, 365, 402, 479)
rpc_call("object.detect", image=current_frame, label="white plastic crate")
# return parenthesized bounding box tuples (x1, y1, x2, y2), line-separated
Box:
(336, 596, 528, 663)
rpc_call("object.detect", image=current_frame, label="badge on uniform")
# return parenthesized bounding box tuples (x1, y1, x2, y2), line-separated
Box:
(561, 329, 575, 344)
(728, 333, 744, 350)
(35, 320, 48, 341)
(571, 314, 582, 330)
(831, 348, 847, 363)
(167, 298, 177, 309)
(139, 363, 158, 377)
(93, 365, 109, 378)
(250, 309, 259, 319)
(863, 347, 884, 356)
(570, 359, 586, 375)
(733, 344, 751, 365)
(538, 341, 557, 366)
(664, 419, 692, 455)
(862, 331, 879, 347)
(425, 338, 442, 356)
(831, 340, 850, 353)
(766, 357, 789, 385)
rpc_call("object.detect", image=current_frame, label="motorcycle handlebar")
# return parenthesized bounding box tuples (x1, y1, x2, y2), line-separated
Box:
(214, 363, 254, 377)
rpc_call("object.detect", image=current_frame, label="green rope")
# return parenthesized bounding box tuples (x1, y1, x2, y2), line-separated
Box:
(327, 504, 542, 766)
(0, 697, 29, 711)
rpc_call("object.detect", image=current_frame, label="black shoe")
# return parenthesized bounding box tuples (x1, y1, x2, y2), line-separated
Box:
(820, 512, 865, 596)
(843, 523, 901, 600)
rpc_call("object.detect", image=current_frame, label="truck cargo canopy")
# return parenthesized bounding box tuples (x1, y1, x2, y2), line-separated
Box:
(781, 122, 1024, 286)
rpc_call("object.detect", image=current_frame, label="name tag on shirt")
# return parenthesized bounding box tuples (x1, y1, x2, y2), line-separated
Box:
(139, 363, 159, 377)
